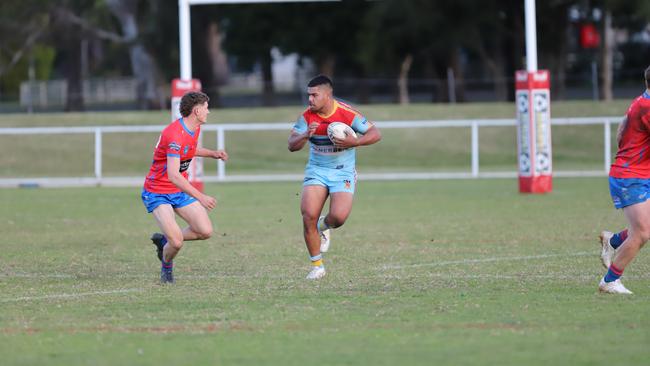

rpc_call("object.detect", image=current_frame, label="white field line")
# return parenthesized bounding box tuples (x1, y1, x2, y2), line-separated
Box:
(7, 273, 75, 278)
(381, 251, 595, 270)
(1, 288, 143, 303)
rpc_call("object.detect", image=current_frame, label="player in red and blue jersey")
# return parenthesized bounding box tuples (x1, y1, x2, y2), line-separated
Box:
(597, 65, 650, 294)
(141, 91, 228, 284)
(288, 75, 382, 279)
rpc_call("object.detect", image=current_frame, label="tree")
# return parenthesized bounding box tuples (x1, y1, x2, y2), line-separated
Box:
(599, 0, 650, 100)
(0, 1, 49, 78)
(358, 0, 438, 103)
(49, 1, 92, 111)
(105, 0, 162, 109)
(536, 0, 574, 100)
(359, 0, 482, 103)
(218, 4, 288, 106)
(276, 1, 370, 76)
(53, 0, 164, 109)
(0, 1, 50, 101)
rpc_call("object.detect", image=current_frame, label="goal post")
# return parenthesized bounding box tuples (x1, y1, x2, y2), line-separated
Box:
(517, 0, 552, 194)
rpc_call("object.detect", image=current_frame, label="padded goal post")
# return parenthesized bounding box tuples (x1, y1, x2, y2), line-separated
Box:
(515, 70, 552, 193)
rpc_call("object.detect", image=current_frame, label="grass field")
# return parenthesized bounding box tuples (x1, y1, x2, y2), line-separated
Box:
(2, 178, 649, 365)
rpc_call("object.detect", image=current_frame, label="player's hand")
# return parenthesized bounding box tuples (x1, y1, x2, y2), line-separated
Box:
(332, 134, 358, 149)
(307, 122, 319, 137)
(199, 194, 217, 211)
(213, 150, 228, 161)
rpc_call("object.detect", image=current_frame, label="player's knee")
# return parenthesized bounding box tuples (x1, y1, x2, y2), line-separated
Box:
(301, 211, 319, 226)
(196, 226, 212, 240)
(637, 229, 650, 243)
(631, 226, 650, 244)
(327, 215, 346, 228)
(168, 236, 184, 250)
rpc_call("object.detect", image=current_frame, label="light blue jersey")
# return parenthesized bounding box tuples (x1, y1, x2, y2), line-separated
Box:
(292, 100, 372, 172)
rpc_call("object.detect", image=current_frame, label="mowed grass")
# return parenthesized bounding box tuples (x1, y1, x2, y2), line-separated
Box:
(1, 178, 649, 365)
(0, 100, 627, 178)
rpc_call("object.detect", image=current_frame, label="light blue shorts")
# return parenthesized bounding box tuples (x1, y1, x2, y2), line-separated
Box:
(609, 177, 650, 209)
(141, 189, 197, 213)
(303, 165, 356, 193)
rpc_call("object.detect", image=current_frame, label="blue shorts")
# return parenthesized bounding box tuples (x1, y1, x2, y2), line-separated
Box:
(303, 165, 356, 193)
(609, 177, 650, 209)
(141, 189, 197, 213)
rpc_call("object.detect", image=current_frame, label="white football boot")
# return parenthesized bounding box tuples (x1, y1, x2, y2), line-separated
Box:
(306, 266, 326, 280)
(599, 231, 616, 269)
(318, 216, 331, 253)
(598, 278, 633, 294)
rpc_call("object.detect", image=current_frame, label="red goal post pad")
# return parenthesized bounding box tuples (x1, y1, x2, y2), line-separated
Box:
(515, 70, 552, 194)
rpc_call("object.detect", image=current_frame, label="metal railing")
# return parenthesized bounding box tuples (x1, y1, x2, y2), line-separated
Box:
(0, 117, 619, 188)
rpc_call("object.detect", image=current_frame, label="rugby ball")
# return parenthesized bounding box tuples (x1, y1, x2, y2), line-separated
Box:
(327, 122, 357, 142)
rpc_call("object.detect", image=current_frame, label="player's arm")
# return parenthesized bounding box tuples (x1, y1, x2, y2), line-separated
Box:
(288, 129, 309, 151)
(288, 122, 318, 152)
(355, 124, 381, 146)
(334, 122, 382, 149)
(617, 116, 628, 145)
(166, 156, 216, 210)
(196, 147, 228, 161)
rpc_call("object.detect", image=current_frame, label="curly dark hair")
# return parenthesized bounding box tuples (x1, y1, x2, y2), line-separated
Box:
(179, 91, 209, 117)
(645, 65, 650, 87)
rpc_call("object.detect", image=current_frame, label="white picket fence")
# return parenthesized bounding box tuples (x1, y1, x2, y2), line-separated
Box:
(0, 117, 619, 188)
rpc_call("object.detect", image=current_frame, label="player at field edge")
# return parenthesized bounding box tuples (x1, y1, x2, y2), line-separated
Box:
(597, 65, 650, 294)
(288, 75, 382, 280)
(141, 91, 228, 284)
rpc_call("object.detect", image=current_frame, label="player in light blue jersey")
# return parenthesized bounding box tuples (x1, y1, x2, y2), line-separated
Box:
(288, 75, 382, 279)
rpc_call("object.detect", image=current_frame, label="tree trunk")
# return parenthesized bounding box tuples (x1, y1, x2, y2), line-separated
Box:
(601, 10, 614, 101)
(398, 54, 413, 105)
(129, 45, 160, 109)
(106, 0, 161, 109)
(470, 33, 507, 101)
(205, 21, 229, 107)
(261, 49, 275, 106)
(64, 37, 85, 111)
(449, 47, 466, 102)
